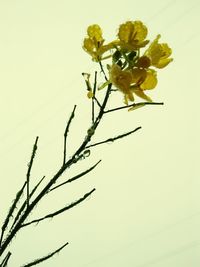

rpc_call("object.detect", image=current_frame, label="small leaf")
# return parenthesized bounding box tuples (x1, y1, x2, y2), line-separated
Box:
(98, 80, 110, 90)
(128, 103, 145, 111)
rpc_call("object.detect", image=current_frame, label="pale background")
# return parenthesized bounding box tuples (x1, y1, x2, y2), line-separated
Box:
(0, 0, 199, 266)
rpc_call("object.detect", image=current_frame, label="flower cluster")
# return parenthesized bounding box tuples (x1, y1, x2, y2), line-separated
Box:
(83, 20, 173, 105)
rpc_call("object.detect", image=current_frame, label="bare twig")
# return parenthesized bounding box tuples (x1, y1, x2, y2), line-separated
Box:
(86, 127, 142, 149)
(0, 84, 110, 257)
(104, 102, 164, 114)
(63, 105, 77, 166)
(27, 136, 39, 209)
(48, 160, 101, 193)
(94, 97, 102, 108)
(21, 242, 69, 267)
(21, 188, 96, 227)
(10, 176, 45, 231)
(0, 181, 26, 248)
(0, 251, 11, 267)
(70, 84, 112, 159)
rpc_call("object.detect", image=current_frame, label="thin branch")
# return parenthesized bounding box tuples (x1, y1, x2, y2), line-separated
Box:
(70, 84, 112, 158)
(48, 160, 101, 193)
(29, 176, 45, 200)
(0, 181, 26, 248)
(99, 61, 108, 81)
(94, 97, 102, 108)
(27, 136, 39, 209)
(92, 71, 97, 123)
(63, 105, 77, 166)
(0, 251, 11, 267)
(86, 127, 142, 149)
(10, 176, 45, 231)
(21, 242, 68, 267)
(104, 102, 164, 114)
(21, 188, 96, 227)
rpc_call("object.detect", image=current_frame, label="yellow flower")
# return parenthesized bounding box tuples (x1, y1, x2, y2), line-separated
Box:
(109, 64, 134, 104)
(83, 24, 114, 61)
(131, 68, 157, 102)
(87, 24, 103, 42)
(145, 34, 173, 68)
(83, 24, 104, 61)
(109, 64, 157, 104)
(140, 69, 157, 90)
(117, 21, 149, 51)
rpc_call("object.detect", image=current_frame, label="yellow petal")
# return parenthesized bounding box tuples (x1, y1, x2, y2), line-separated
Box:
(160, 43, 172, 57)
(145, 35, 173, 68)
(133, 21, 148, 42)
(87, 24, 103, 42)
(133, 89, 153, 102)
(109, 64, 132, 94)
(140, 69, 157, 90)
(83, 38, 95, 53)
(145, 34, 161, 55)
(131, 68, 147, 84)
(117, 21, 149, 50)
(124, 94, 128, 105)
(118, 21, 133, 43)
(155, 57, 173, 68)
(127, 91, 134, 102)
(124, 92, 134, 105)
